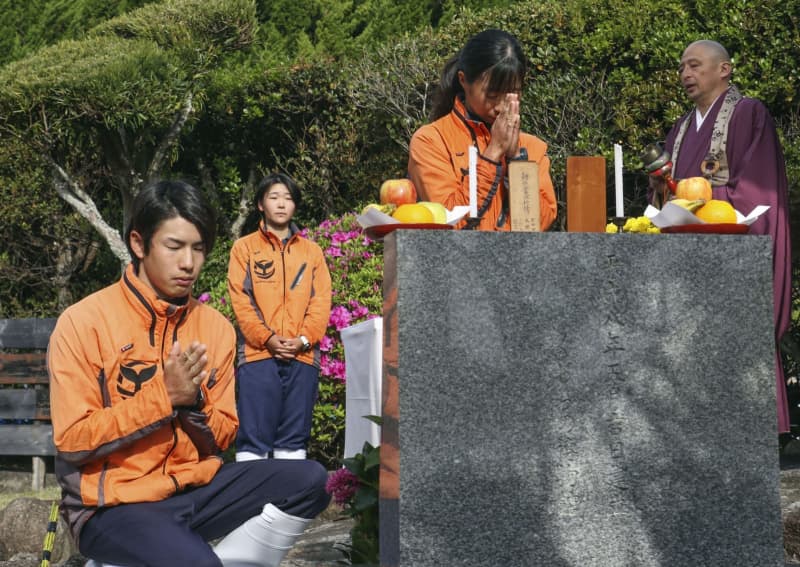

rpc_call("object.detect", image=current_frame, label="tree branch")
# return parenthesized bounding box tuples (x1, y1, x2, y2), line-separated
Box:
(146, 90, 194, 181)
(43, 154, 130, 265)
(230, 165, 258, 240)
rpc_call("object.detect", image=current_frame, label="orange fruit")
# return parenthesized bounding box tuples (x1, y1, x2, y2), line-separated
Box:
(676, 176, 712, 201)
(694, 199, 737, 224)
(392, 203, 434, 224)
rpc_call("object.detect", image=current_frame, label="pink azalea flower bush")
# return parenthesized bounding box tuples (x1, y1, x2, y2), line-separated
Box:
(309, 215, 382, 563)
(304, 213, 383, 466)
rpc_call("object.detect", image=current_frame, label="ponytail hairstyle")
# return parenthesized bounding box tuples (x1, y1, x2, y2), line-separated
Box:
(430, 29, 527, 121)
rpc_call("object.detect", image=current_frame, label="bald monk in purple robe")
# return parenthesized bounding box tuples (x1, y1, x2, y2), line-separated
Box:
(649, 40, 793, 433)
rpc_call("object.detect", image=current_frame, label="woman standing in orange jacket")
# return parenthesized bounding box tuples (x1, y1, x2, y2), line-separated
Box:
(228, 173, 332, 462)
(408, 29, 557, 231)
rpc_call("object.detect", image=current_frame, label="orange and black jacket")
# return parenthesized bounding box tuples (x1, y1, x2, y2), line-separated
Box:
(227, 223, 332, 367)
(408, 96, 557, 231)
(47, 263, 238, 545)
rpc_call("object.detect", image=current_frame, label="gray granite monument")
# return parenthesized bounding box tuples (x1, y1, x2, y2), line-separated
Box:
(380, 230, 783, 566)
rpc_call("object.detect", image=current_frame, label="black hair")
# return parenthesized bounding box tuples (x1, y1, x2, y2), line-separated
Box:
(430, 29, 527, 121)
(253, 172, 302, 209)
(125, 180, 217, 269)
(240, 172, 303, 237)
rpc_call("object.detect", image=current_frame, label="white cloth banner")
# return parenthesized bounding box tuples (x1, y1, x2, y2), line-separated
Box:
(340, 317, 383, 458)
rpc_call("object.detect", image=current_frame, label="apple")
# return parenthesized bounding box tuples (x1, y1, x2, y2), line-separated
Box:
(379, 178, 417, 206)
(675, 176, 712, 201)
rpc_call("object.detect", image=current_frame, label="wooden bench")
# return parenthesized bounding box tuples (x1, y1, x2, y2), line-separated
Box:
(0, 317, 57, 490)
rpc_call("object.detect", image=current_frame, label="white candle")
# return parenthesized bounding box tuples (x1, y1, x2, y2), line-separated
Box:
(468, 145, 478, 218)
(614, 143, 624, 218)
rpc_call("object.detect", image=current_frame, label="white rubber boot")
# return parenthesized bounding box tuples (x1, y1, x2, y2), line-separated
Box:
(84, 561, 125, 567)
(272, 448, 306, 460)
(213, 503, 312, 567)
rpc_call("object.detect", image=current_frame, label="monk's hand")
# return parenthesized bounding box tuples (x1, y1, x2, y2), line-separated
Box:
(647, 175, 668, 208)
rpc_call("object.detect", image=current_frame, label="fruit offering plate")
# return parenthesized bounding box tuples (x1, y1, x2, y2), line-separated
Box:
(365, 222, 454, 240)
(644, 203, 770, 230)
(661, 223, 749, 234)
(356, 205, 469, 234)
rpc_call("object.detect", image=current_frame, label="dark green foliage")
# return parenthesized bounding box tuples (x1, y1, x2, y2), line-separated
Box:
(340, 437, 380, 564)
(0, 36, 188, 137)
(0, 0, 47, 66)
(193, 239, 234, 301)
(0, 0, 257, 143)
(91, 0, 257, 57)
(251, 0, 521, 61)
(0, 0, 158, 66)
(0, 137, 120, 316)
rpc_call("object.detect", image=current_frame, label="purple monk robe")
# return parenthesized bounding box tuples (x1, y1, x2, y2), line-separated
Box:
(663, 89, 793, 432)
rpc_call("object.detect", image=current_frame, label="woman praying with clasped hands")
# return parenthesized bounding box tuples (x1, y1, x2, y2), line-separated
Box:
(407, 28, 557, 231)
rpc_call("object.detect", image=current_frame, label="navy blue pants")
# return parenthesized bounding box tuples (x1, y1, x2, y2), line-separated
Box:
(236, 358, 319, 456)
(78, 459, 330, 567)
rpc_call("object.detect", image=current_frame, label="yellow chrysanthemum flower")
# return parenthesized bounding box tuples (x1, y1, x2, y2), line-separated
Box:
(607, 216, 660, 234)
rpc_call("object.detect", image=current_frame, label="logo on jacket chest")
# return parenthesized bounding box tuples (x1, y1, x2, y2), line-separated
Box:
(254, 259, 276, 280)
(118, 361, 157, 398)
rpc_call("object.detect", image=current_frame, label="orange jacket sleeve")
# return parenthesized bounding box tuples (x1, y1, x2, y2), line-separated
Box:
(177, 324, 238, 458)
(408, 124, 479, 210)
(299, 245, 332, 346)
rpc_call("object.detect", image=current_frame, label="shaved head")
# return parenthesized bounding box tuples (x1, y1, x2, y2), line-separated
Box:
(679, 40, 733, 113)
(684, 40, 730, 64)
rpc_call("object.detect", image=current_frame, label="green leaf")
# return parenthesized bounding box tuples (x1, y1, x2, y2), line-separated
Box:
(363, 445, 380, 470)
(352, 486, 378, 512)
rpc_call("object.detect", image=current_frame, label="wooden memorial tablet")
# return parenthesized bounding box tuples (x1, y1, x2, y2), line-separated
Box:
(508, 160, 540, 232)
(566, 156, 606, 232)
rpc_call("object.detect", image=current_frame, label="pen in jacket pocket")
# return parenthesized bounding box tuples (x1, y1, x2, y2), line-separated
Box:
(290, 263, 307, 290)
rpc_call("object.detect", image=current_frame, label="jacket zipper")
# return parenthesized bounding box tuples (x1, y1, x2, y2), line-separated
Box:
(281, 244, 287, 332)
(160, 318, 179, 484)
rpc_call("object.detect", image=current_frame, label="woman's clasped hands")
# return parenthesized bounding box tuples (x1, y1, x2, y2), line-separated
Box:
(486, 93, 521, 161)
